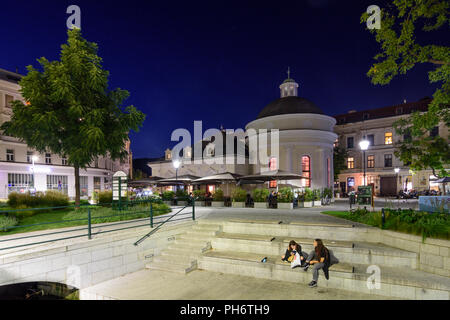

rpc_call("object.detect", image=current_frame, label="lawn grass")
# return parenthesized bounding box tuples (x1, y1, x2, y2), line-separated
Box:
(0, 203, 171, 236)
(323, 209, 450, 241)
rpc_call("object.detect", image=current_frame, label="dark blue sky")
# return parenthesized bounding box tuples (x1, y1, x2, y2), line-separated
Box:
(1, 0, 446, 158)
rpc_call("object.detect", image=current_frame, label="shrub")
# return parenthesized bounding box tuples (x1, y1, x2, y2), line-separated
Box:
(212, 189, 224, 201)
(98, 191, 113, 205)
(278, 187, 293, 203)
(175, 189, 188, 199)
(252, 189, 269, 202)
(304, 188, 314, 202)
(193, 190, 205, 200)
(312, 189, 321, 201)
(0, 215, 18, 232)
(231, 188, 247, 202)
(7, 191, 69, 209)
(162, 191, 175, 201)
(322, 187, 332, 199)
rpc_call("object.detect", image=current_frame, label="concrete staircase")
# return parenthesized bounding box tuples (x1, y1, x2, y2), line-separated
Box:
(145, 223, 222, 274)
(146, 219, 450, 299)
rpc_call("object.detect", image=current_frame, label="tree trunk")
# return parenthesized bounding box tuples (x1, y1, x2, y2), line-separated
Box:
(74, 165, 80, 207)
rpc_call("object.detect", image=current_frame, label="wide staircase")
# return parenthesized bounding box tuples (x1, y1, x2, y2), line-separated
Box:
(145, 219, 450, 300)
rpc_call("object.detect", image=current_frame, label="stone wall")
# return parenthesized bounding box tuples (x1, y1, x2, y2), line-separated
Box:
(0, 221, 194, 289)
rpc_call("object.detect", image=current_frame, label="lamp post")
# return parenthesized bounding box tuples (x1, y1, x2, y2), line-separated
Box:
(359, 139, 370, 186)
(173, 159, 181, 192)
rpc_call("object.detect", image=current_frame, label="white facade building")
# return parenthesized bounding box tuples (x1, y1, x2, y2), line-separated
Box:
(148, 74, 337, 193)
(0, 68, 131, 200)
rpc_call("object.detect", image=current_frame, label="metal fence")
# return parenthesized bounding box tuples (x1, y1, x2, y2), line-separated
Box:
(0, 199, 195, 252)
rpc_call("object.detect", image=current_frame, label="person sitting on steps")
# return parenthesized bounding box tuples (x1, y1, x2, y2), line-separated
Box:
(281, 240, 308, 266)
(303, 239, 337, 288)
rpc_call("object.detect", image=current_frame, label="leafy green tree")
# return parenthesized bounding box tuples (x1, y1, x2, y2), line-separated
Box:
(361, 0, 449, 177)
(334, 146, 348, 180)
(1, 29, 146, 205)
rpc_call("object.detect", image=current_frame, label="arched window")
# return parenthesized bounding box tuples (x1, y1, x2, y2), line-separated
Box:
(302, 156, 311, 187)
(269, 157, 277, 188)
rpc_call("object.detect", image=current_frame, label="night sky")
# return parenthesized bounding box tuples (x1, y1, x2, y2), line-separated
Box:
(1, 0, 447, 158)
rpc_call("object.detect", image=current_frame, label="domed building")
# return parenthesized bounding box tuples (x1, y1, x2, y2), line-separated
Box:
(147, 72, 337, 195)
(245, 73, 337, 190)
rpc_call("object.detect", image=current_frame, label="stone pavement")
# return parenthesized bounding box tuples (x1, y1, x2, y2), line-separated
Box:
(80, 269, 395, 300)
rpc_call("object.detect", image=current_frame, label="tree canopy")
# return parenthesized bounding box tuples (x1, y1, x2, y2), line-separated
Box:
(1, 29, 146, 203)
(361, 0, 449, 178)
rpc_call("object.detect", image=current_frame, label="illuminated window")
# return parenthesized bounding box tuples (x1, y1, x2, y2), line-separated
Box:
(302, 156, 311, 188)
(269, 181, 277, 188)
(385, 132, 393, 145)
(269, 157, 277, 170)
(45, 153, 52, 164)
(367, 155, 375, 168)
(347, 157, 354, 169)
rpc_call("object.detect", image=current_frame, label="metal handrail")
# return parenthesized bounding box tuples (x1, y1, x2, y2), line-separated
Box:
(134, 200, 195, 246)
(0, 199, 174, 251)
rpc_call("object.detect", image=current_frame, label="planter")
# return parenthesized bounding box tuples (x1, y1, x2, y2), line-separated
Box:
(277, 202, 293, 210)
(303, 201, 313, 208)
(232, 202, 245, 208)
(211, 201, 224, 207)
(163, 200, 172, 206)
(297, 201, 304, 208)
(254, 202, 269, 209)
(195, 201, 205, 207)
(313, 200, 322, 207)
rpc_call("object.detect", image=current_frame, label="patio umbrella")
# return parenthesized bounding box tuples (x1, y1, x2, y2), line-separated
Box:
(128, 177, 162, 187)
(191, 172, 242, 184)
(156, 175, 200, 186)
(239, 170, 309, 182)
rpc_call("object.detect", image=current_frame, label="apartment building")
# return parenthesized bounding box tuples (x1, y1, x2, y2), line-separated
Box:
(334, 98, 449, 196)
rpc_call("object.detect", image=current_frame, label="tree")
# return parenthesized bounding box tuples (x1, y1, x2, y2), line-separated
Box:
(361, 0, 450, 177)
(1, 29, 146, 205)
(334, 146, 348, 181)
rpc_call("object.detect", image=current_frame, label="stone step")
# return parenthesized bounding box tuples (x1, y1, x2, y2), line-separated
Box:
(186, 229, 220, 236)
(177, 233, 215, 242)
(192, 224, 223, 232)
(201, 250, 354, 273)
(145, 260, 196, 274)
(153, 253, 197, 266)
(161, 248, 202, 260)
(168, 242, 211, 253)
(198, 250, 449, 299)
(218, 220, 370, 242)
(211, 234, 418, 269)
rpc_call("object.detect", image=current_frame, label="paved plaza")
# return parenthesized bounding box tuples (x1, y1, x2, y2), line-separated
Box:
(80, 268, 394, 300)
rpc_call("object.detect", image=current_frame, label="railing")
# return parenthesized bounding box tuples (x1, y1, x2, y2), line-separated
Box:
(134, 199, 195, 246)
(0, 199, 195, 252)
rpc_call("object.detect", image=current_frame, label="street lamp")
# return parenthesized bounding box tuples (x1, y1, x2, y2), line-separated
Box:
(359, 139, 370, 186)
(173, 159, 181, 191)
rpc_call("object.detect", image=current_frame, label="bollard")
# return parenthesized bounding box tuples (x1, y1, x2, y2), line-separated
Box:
(381, 208, 385, 229)
(88, 207, 92, 240)
(192, 198, 196, 221)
